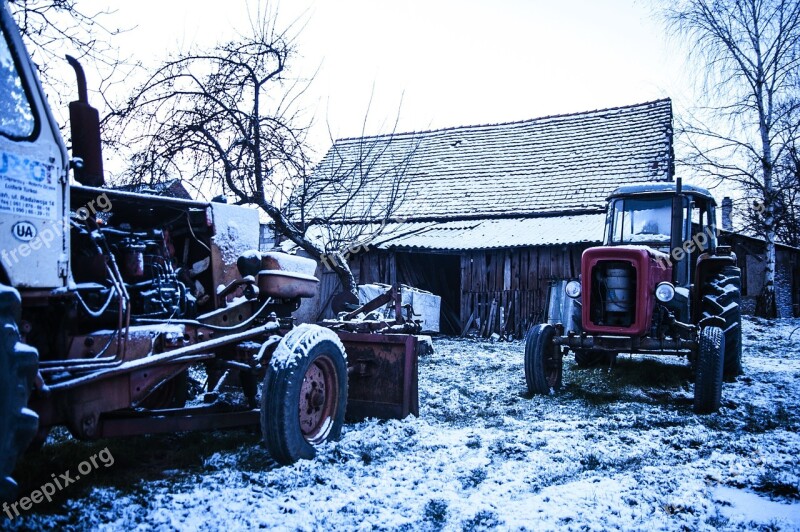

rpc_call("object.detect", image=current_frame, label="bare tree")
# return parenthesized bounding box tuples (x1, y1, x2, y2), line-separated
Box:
(107, 3, 415, 296)
(667, 0, 800, 317)
(741, 136, 800, 248)
(7, 0, 126, 111)
(287, 104, 418, 271)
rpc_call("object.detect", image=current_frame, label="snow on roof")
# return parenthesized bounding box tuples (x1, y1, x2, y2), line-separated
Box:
(372, 214, 607, 250)
(302, 213, 606, 251)
(112, 178, 193, 200)
(608, 182, 715, 203)
(304, 99, 673, 223)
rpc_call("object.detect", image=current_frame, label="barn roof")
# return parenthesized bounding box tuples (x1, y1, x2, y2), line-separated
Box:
(302, 213, 607, 252)
(374, 213, 607, 250)
(304, 99, 674, 226)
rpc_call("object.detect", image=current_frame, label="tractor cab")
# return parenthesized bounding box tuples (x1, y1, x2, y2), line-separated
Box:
(604, 181, 719, 287)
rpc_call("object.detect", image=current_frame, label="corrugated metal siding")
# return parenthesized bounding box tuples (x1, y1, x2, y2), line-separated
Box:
(370, 213, 606, 250)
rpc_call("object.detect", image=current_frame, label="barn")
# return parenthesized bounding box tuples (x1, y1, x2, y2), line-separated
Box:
(287, 99, 675, 335)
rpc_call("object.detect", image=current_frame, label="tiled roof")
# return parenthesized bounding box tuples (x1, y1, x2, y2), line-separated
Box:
(304, 99, 673, 223)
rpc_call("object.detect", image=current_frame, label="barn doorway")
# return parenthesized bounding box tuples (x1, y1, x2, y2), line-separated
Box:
(396, 252, 461, 334)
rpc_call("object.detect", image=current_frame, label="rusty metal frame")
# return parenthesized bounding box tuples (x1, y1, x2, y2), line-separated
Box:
(339, 331, 419, 420)
(98, 407, 261, 438)
(45, 322, 280, 392)
(342, 284, 404, 323)
(554, 332, 697, 355)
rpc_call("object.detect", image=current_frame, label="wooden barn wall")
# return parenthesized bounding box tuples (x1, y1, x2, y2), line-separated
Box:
(459, 245, 589, 338)
(354, 251, 397, 287)
(346, 245, 591, 337)
(292, 237, 800, 326)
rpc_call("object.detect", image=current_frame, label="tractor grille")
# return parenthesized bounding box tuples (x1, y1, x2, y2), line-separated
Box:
(589, 260, 636, 328)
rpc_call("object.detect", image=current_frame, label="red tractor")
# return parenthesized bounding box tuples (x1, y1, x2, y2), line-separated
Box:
(524, 179, 743, 414)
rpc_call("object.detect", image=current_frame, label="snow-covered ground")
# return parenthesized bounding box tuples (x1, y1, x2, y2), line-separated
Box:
(5, 317, 800, 531)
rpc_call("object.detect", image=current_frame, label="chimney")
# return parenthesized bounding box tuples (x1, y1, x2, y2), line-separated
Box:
(721, 197, 733, 231)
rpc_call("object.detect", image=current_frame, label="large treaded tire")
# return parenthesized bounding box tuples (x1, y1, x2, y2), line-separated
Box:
(0, 287, 39, 502)
(261, 324, 347, 465)
(694, 326, 724, 414)
(524, 324, 562, 395)
(700, 265, 743, 380)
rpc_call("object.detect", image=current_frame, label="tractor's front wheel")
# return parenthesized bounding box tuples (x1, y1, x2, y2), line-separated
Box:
(261, 324, 348, 464)
(524, 324, 562, 395)
(694, 326, 724, 414)
(0, 287, 39, 502)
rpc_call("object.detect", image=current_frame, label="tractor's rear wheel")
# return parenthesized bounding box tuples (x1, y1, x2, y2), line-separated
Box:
(524, 324, 562, 395)
(694, 326, 724, 414)
(0, 287, 39, 502)
(261, 324, 347, 465)
(701, 265, 743, 380)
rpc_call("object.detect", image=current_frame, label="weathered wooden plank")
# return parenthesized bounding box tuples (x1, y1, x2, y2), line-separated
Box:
(461, 310, 476, 337)
(503, 252, 512, 291)
(485, 298, 497, 337)
(528, 249, 538, 293)
(391, 252, 398, 284)
(539, 246, 550, 280)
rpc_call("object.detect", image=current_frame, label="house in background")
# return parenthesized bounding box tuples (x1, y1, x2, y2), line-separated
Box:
(718, 198, 800, 317)
(113, 178, 194, 200)
(289, 99, 675, 334)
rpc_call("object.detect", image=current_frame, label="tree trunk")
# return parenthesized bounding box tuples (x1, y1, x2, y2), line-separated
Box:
(257, 201, 359, 297)
(753, 33, 779, 320)
(323, 252, 358, 296)
(756, 217, 779, 318)
(756, 113, 779, 319)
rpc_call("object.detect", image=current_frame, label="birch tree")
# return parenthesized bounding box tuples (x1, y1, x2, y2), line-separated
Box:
(668, 0, 800, 317)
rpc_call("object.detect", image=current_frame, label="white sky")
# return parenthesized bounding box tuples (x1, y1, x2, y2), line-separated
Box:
(76, 0, 692, 161)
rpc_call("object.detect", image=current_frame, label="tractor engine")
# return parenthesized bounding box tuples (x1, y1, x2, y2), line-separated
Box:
(581, 246, 671, 336)
(71, 224, 196, 322)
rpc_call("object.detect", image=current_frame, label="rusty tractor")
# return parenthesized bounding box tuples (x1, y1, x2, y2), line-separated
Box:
(0, 2, 421, 501)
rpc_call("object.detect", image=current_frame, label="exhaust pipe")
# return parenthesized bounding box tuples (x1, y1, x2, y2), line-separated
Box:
(66, 55, 104, 187)
(670, 177, 685, 285)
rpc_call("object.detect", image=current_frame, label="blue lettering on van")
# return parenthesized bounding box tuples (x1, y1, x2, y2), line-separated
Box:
(0, 152, 54, 184)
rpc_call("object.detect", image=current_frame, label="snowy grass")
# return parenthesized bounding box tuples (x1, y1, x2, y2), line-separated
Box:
(4, 316, 800, 530)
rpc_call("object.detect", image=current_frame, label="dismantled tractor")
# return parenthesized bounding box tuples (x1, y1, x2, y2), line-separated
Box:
(0, 2, 421, 502)
(524, 179, 743, 414)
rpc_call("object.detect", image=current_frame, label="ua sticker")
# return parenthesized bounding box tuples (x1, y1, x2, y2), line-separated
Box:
(12, 221, 36, 241)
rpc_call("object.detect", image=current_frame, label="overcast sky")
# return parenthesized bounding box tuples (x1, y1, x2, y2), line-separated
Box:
(78, 0, 691, 160)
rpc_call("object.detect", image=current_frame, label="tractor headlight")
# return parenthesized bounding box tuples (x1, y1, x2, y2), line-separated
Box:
(655, 282, 675, 303)
(565, 280, 582, 298)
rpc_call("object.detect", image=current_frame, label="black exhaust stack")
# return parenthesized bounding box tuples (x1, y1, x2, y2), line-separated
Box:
(670, 177, 686, 285)
(66, 55, 104, 187)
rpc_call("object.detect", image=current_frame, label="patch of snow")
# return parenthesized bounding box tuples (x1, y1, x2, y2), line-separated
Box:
(713, 485, 800, 528)
(5, 316, 800, 531)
